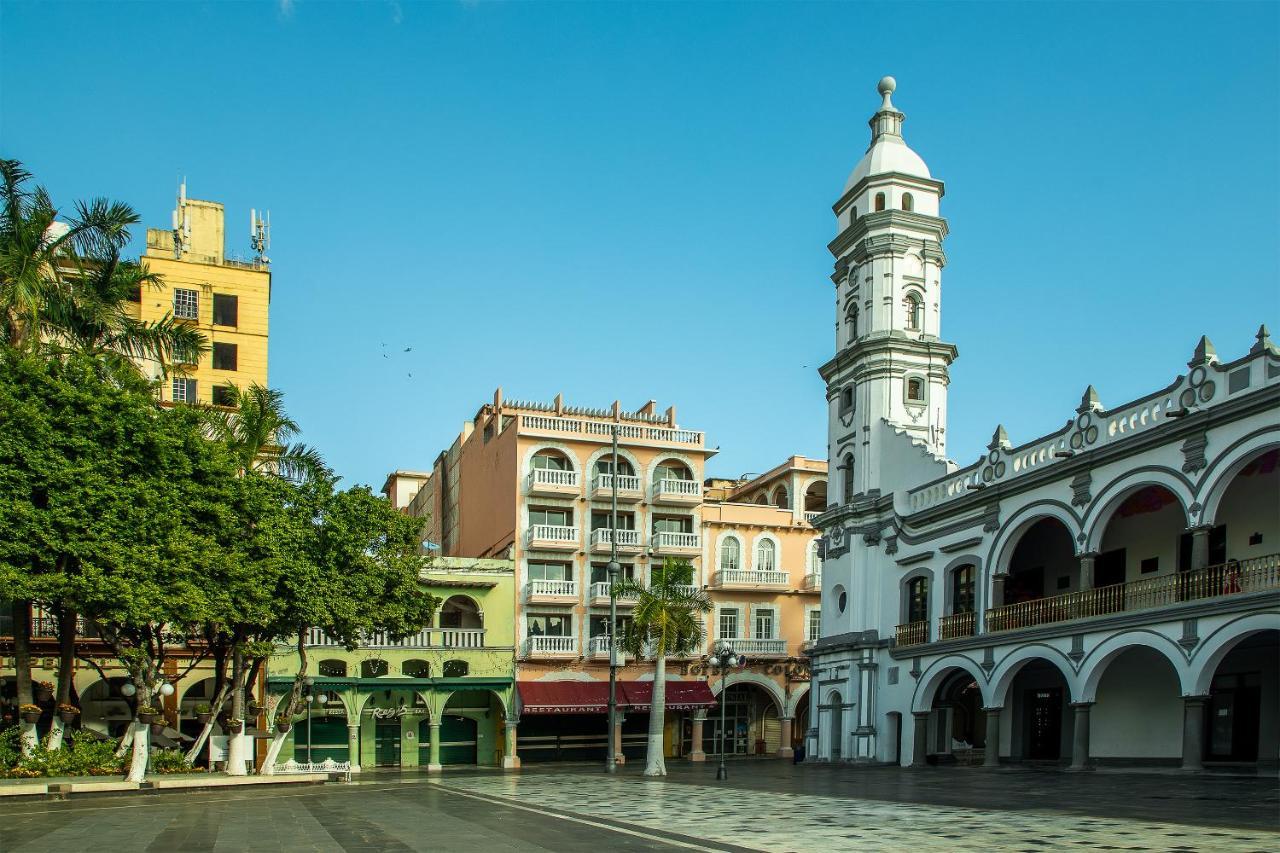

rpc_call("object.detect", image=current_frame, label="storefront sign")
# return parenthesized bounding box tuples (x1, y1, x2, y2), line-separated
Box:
(367, 705, 408, 719)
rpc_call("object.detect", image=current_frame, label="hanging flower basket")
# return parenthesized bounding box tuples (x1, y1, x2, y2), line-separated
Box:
(196, 712, 213, 725)
(58, 704, 80, 723)
(20, 704, 42, 724)
(35, 681, 54, 702)
(275, 720, 292, 734)
(137, 706, 159, 725)
(247, 700, 264, 715)
(226, 718, 244, 734)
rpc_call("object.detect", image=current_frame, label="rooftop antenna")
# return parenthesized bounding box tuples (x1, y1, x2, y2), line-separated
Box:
(250, 207, 271, 265)
(170, 178, 191, 259)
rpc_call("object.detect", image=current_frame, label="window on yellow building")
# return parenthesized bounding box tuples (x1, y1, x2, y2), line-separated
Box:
(212, 293, 238, 327)
(212, 385, 235, 407)
(171, 377, 196, 403)
(213, 342, 238, 371)
(173, 288, 199, 320)
(718, 608, 740, 639)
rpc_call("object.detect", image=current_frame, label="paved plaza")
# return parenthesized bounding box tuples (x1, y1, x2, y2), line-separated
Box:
(1, 762, 1277, 852)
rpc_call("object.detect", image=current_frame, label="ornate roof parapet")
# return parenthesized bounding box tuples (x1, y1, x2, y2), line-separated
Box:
(1076, 385, 1103, 414)
(1251, 324, 1276, 356)
(1188, 335, 1218, 368)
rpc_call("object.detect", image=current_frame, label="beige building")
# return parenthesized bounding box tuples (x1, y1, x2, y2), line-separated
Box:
(384, 390, 825, 763)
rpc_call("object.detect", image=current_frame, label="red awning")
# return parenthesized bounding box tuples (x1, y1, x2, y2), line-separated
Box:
(621, 680, 717, 712)
(518, 680, 716, 715)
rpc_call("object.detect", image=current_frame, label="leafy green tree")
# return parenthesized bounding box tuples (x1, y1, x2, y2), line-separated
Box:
(615, 558, 712, 776)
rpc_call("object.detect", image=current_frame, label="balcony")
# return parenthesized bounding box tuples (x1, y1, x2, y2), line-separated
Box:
(526, 579, 579, 604)
(722, 638, 787, 657)
(712, 569, 789, 589)
(986, 555, 1280, 634)
(590, 474, 643, 502)
(802, 572, 822, 591)
(438, 628, 486, 649)
(528, 467, 581, 497)
(651, 478, 702, 505)
(526, 635, 578, 658)
(804, 511, 823, 523)
(895, 620, 930, 648)
(651, 531, 701, 555)
(587, 634, 628, 662)
(527, 524, 579, 551)
(938, 611, 976, 641)
(304, 627, 435, 649)
(589, 527, 642, 554)
(588, 581, 639, 606)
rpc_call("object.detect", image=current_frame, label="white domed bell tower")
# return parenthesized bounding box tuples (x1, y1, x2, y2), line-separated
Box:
(821, 77, 957, 500)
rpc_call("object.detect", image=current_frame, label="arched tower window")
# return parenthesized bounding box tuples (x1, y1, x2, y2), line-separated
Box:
(901, 192, 914, 211)
(842, 453, 855, 503)
(874, 192, 886, 212)
(720, 536, 741, 572)
(755, 539, 776, 572)
(904, 291, 923, 331)
(839, 386, 854, 415)
(845, 303, 859, 339)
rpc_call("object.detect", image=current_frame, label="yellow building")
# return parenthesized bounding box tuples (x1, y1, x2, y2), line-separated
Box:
(384, 390, 826, 764)
(134, 186, 271, 405)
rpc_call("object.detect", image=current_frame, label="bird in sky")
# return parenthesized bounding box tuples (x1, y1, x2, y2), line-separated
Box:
(404, 347, 413, 353)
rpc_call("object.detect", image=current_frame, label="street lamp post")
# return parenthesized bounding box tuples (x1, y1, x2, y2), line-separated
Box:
(708, 640, 739, 781)
(606, 425, 621, 774)
(303, 678, 329, 765)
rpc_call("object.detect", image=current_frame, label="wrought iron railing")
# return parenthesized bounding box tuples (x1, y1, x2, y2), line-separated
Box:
(938, 611, 976, 640)
(895, 620, 930, 647)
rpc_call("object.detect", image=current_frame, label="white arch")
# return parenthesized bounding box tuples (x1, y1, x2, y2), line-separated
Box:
(713, 529, 743, 572)
(1198, 433, 1280, 525)
(750, 531, 782, 573)
(710, 670, 786, 714)
(911, 655, 991, 712)
(1189, 612, 1280, 696)
(988, 503, 1082, 578)
(1082, 468, 1194, 553)
(1076, 630, 1193, 702)
(582, 444, 643, 481)
(784, 685, 811, 718)
(988, 643, 1079, 707)
(646, 452, 699, 484)
(521, 441, 580, 473)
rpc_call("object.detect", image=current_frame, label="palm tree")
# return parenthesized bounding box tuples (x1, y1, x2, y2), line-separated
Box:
(1, 160, 139, 350)
(616, 557, 712, 776)
(202, 383, 329, 481)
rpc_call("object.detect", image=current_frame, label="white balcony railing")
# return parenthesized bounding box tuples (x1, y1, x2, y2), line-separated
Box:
(591, 473, 642, 493)
(528, 579, 578, 598)
(304, 627, 433, 648)
(528, 635, 577, 656)
(723, 638, 787, 656)
(527, 524, 578, 545)
(529, 468, 580, 489)
(439, 628, 486, 648)
(804, 511, 823, 523)
(652, 531, 700, 550)
(590, 528, 640, 549)
(587, 635, 627, 660)
(715, 569, 789, 586)
(802, 572, 822, 591)
(653, 478, 701, 500)
(589, 581, 638, 602)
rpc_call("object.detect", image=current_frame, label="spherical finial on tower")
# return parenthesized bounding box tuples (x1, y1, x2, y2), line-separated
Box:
(877, 75, 897, 111)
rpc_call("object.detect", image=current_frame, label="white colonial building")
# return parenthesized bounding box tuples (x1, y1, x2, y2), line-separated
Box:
(807, 78, 1279, 771)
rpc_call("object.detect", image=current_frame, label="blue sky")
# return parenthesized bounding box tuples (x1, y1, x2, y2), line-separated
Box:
(3, 1, 1277, 488)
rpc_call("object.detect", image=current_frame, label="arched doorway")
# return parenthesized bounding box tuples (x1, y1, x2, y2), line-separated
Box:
(436, 689, 505, 766)
(826, 690, 844, 760)
(1201, 630, 1279, 764)
(294, 700, 349, 763)
(1006, 659, 1073, 762)
(930, 670, 986, 761)
(1090, 646, 1183, 763)
(704, 682, 782, 757)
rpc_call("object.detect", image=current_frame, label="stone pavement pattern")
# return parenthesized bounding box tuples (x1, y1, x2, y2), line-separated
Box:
(1, 764, 1277, 852)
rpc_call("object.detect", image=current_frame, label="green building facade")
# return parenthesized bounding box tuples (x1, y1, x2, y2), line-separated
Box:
(266, 557, 517, 771)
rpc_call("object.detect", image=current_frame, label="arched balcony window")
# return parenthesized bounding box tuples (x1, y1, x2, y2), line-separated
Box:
(906, 577, 929, 623)
(720, 536, 741, 572)
(653, 460, 693, 485)
(842, 454, 855, 503)
(952, 565, 976, 614)
(756, 539, 777, 572)
(531, 450, 571, 471)
(594, 454, 634, 477)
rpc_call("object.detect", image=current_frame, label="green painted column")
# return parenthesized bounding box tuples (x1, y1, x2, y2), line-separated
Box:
(400, 715, 420, 768)
(428, 721, 442, 771)
(347, 724, 361, 772)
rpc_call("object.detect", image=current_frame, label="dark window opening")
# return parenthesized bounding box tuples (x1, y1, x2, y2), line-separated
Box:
(212, 385, 235, 407)
(212, 342, 238, 371)
(212, 294, 238, 327)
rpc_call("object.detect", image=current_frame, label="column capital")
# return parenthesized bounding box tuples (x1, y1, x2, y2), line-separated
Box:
(1068, 701, 1094, 710)
(1077, 551, 1099, 560)
(981, 706, 1003, 715)
(1181, 694, 1211, 705)
(1186, 524, 1214, 535)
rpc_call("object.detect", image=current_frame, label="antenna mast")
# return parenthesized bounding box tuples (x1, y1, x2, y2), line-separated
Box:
(170, 178, 191, 259)
(250, 207, 271, 265)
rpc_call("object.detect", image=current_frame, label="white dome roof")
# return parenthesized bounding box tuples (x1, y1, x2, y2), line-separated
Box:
(845, 137, 930, 192)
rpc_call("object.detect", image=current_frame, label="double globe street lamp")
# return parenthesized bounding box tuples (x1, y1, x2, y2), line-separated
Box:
(303, 677, 329, 764)
(706, 639, 740, 780)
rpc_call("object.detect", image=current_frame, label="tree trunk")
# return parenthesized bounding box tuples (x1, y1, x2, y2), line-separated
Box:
(47, 608, 78, 751)
(185, 679, 234, 765)
(225, 645, 247, 776)
(260, 631, 309, 774)
(12, 600, 33, 756)
(644, 653, 667, 777)
(115, 725, 135, 758)
(260, 730, 289, 775)
(125, 719, 149, 782)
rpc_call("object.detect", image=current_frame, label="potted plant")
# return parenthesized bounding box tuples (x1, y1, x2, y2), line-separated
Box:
(246, 698, 264, 715)
(274, 714, 292, 734)
(225, 717, 244, 734)
(136, 704, 160, 724)
(193, 703, 212, 724)
(19, 703, 42, 724)
(57, 703, 80, 724)
(34, 680, 54, 702)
